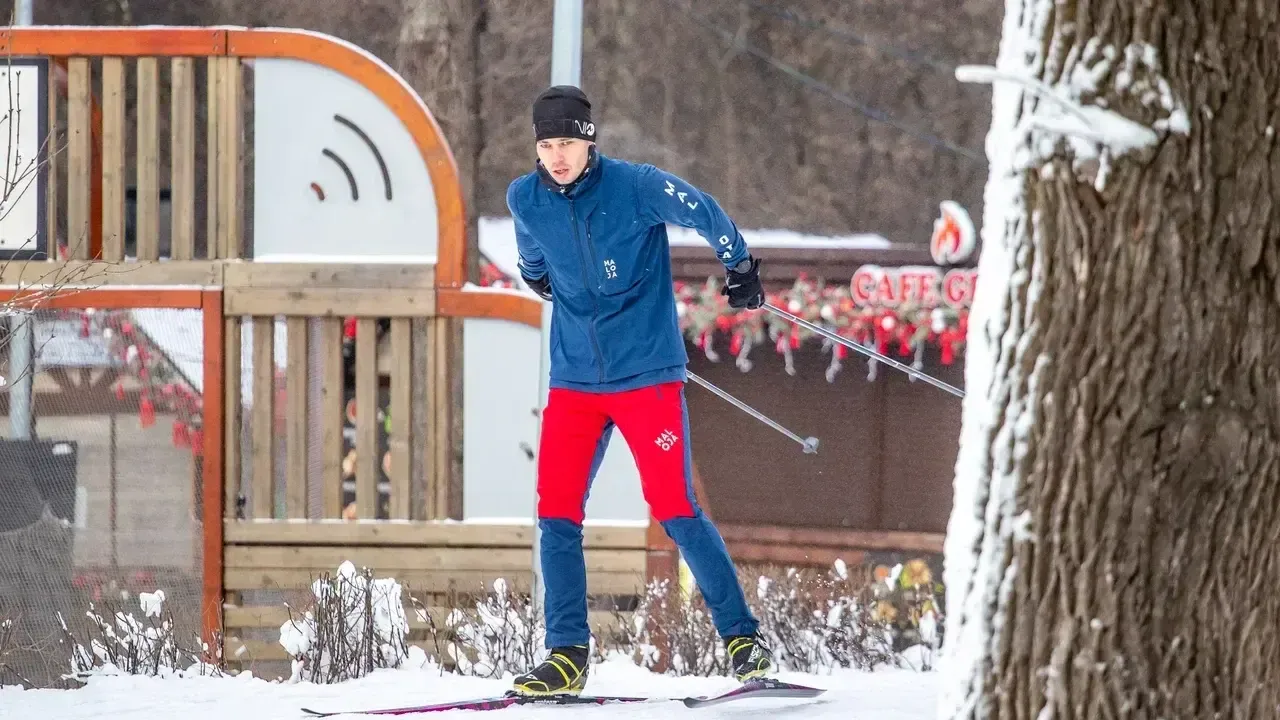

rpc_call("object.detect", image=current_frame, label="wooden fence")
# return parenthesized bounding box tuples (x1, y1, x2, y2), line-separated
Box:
(46, 52, 239, 262)
(219, 262, 444, 522)
(220, 521, 645, 664)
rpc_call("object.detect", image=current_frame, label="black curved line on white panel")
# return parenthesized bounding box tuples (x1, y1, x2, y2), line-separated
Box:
(322, 148, 359, 201)
(334, 114, 393, 201)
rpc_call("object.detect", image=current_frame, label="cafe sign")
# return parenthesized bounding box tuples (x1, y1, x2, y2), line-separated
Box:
(851, 201, 979, 309)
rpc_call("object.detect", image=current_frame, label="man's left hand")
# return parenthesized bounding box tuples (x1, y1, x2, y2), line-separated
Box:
(522, 272, 553, 301)
(722, 256, 764, 310)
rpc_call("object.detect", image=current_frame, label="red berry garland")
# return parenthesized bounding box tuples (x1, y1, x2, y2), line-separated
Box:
(672, 273, 968, 382)
(478, 261, 970, 382)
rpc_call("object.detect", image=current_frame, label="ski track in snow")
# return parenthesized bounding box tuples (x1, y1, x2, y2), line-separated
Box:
(0, 659, 936, 720)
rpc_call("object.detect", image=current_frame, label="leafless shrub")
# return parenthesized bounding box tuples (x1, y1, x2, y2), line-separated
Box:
(276, 561, 412, 684)
(56, 591, 223, 679)
(0, 613, 37, 687)
(599, 560, 941, 675)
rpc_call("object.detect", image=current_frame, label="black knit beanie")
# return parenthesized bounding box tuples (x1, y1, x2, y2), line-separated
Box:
(532, 85, 597, 142)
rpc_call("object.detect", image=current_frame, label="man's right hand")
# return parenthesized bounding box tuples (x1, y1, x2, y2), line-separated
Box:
(722, 256, 764, 309)
(523, 272, 553, 301)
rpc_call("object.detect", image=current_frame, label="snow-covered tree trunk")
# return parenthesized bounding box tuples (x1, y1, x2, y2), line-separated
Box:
(939, 1, 1280, 718)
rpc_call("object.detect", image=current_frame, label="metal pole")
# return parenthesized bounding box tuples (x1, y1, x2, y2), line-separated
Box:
(550, 0, 583, 90)
(687, 371, 818, 453)
(8, 314, 32, 439)
(8, 0, 34, 440)
(763, 303, 966, 398)
(534, 0, 584, 619)
(109, 412, 117, 567)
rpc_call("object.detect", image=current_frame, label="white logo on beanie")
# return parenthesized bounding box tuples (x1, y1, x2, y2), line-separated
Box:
(575, 121, 595, 137)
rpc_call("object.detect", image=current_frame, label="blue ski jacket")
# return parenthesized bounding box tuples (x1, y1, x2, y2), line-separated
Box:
(507, 150, 750, 392)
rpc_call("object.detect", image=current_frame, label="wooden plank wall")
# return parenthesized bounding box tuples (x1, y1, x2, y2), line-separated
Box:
(220, 522, 647, 665)
(221, 264, 442, 522)
(221, 522, 647, 594)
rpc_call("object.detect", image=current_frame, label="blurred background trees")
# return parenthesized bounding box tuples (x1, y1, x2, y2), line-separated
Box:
(36, 0, 999, 264)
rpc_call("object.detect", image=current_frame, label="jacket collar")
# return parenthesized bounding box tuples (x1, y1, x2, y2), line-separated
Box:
(536, 145, 602, 199)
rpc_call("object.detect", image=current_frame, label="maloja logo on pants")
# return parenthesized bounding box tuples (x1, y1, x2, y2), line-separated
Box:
(654, 429, 680, 451)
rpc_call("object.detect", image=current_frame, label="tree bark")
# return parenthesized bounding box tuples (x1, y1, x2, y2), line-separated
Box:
(940, 1, 1280, 718)
(395, 0, 485, 283)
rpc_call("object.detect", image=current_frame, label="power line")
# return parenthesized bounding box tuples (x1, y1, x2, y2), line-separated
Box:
(660, 0, 985, 163)
(744, 0, 960, 75)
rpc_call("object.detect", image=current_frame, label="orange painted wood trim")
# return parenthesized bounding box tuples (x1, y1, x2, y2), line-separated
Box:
(0, 27, 227, 56)
(0, 287, 205, 310)
(199, 290, 225, 655)
(437, 288, 542, 327)
(2, 28, 465, 284)
(224, 29, 467, 287)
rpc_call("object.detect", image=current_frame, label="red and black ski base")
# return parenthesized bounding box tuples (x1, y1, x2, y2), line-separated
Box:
(299, 677, 826, 715)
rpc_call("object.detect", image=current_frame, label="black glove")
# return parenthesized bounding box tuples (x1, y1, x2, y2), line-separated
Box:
(522, 272, 553, 301)
(722, 256, 763, 309)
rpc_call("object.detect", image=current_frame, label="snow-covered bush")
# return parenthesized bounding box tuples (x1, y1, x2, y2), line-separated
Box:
(601, 560, 942, 675)
(444, 578, 546, 678)
(600, 576, 728, 676)
(57, 590, 222, 678)
(278, 561, 411, 684)
(751, 564, 897, 673)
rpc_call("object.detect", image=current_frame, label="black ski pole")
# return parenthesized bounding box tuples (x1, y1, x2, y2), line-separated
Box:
(763, 303, 966, 398)
(686, 371, 819, 454)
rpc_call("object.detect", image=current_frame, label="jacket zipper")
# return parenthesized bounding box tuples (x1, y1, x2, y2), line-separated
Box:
(584, 219, 602, 291)
(568, 198, 606, 382)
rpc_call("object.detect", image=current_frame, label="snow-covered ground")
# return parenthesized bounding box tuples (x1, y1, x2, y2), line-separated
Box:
(0, 658, 936, 719)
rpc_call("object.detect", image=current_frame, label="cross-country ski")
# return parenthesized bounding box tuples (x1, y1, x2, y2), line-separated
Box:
(299, 678, 826, 715)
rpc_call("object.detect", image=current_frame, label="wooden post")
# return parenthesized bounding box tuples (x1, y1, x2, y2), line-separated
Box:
(200, 290, 226, 660)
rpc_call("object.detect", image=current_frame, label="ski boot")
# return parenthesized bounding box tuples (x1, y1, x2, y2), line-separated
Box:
(725, 632, 774, 683)
(510, 644, 589, 696)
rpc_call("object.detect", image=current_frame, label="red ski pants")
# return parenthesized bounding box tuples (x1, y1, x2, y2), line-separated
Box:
(537, 381, 697, 524)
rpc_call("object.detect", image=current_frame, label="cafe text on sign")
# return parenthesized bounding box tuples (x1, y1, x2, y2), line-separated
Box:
(850, 265, 978, 309)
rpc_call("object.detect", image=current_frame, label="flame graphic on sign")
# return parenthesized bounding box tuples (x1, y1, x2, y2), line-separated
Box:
(930, 201, 976, 266)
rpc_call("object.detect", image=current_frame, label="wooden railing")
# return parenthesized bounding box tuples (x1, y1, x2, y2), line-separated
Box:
(50, 51, 241, 262)
(221, 263, 448, 521)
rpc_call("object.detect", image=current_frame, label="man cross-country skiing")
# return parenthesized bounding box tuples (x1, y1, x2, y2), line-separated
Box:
(507, 85, 773, 696)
